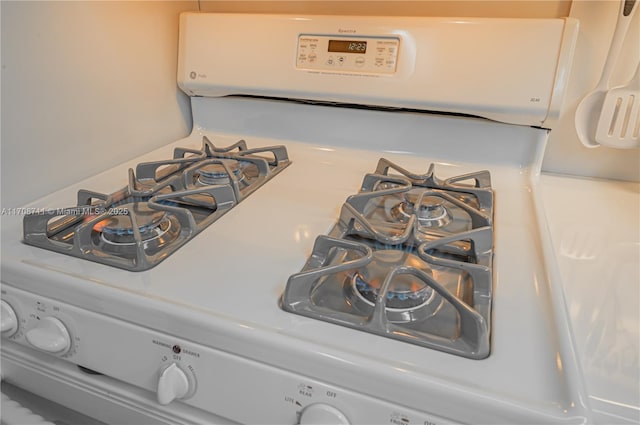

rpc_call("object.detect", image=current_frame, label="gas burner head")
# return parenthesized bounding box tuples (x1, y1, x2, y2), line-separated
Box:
(197, 162, 245, 186)
(344, 249, 439, 323)
(92, 203, 181, 254)
(352, 272, 434, 309)
(97, 204, 166, 239)
(391, 191, 451, 228)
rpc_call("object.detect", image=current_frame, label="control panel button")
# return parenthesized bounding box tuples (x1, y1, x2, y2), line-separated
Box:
(299, 403, 350, 424)
(1, 300, 18, 337)
(157, 363, 191, 405)
(25, 316, 71, 354)
(296, 35, 399, 75)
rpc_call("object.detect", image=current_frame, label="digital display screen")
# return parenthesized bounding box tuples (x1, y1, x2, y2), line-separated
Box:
(328, 40, 367, 54)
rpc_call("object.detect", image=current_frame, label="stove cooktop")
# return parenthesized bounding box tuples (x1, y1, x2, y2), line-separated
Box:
(0, 103, 590, 424)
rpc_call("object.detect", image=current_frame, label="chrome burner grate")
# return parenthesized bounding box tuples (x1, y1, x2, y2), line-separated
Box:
(23, 137, 290, 271)
(282, 159, 493, 359)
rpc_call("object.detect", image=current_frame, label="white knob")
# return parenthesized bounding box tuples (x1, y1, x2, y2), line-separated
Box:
(1, 300, 18, 337)
(299, 403, 350, 425)
(25, 316, 71, 354)
(157, 363, 190, 405)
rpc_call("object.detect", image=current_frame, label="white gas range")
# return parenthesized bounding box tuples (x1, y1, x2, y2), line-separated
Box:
(1, 12, 636, 425)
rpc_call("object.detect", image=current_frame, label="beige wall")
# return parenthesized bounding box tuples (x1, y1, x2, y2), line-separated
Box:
(200, 1, 571, 18)
(1, 1, 198, 208)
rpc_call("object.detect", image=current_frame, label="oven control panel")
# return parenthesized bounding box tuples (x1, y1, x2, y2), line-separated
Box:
(1, 285, 458, 425)
(296, 35, 399, 75)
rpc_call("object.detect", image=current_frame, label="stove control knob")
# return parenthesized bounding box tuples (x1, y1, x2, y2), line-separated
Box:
(157, 363, 192, 405)
(25, 316, 71, 354)
(299, 403, 350, 425)
(1, 300, 19, 337)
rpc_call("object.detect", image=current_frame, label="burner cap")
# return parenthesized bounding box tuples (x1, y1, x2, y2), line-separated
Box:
(90, 202, 182, 257)
(94, 203, 170, 245)
(352, 271, 434, 309)
(197, 162, 244, 186)
(391, 191, 451, 228)
(344, 249, 439, 323)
